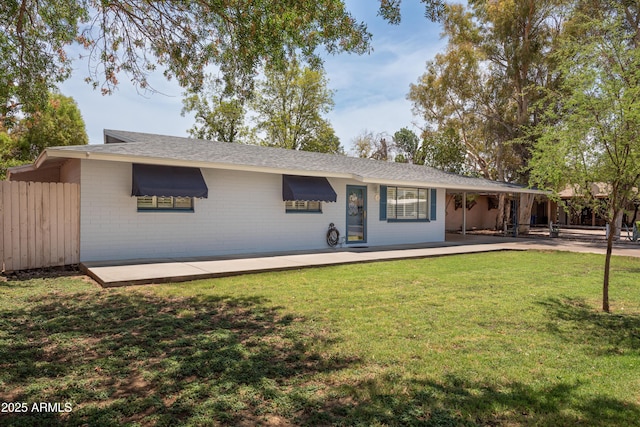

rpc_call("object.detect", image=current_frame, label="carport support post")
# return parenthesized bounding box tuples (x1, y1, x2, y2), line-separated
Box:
(512, 193, 518, 238)
(462, 192, 467, 236)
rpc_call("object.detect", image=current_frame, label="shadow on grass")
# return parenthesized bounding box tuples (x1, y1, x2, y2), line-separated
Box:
(2, 288, 640, 426)
(0, 266, 82, 285)
(328, 373, 640, 427)
(539, 297, 640, 354)
(0, 290, 355, 426)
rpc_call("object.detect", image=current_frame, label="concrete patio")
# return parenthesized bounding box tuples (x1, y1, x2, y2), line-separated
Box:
(81, 233, 639, 287)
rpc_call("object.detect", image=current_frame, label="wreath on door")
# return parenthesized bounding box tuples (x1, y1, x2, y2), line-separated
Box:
(348, 193, 359, 216)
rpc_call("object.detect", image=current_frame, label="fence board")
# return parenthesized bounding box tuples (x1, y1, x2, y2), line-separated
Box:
(49, 183, 58, 267)
(57, 184, 65, 266)
(0, 181, 79, 272)
(63, 183, 72, 264)
(11, 182, 20, 271)
(27, 182, 36, 269)
(42, 183, 51, 267)
(70, 183, 80, 262)
(2, 182, 12, 271)
(19, 181, 28, 269)
(34, 182, 43, 269)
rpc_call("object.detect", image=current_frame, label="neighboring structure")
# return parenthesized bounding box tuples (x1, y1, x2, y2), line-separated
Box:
(554, 183, 610, 226)
(8, 130, 542, 263)
(555, 183, 639, 227)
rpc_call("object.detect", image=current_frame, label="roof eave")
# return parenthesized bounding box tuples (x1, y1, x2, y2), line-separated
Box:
(44, 148, 354, 180)
(41, 145, 549, 195)
(6, 163, 37, 179)
(6, 149, 54, 179)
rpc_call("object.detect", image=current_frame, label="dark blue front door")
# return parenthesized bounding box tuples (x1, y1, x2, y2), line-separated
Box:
(346, 185, 366, 243)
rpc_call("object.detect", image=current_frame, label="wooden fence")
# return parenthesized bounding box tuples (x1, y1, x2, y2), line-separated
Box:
(1, 181, 80, 272)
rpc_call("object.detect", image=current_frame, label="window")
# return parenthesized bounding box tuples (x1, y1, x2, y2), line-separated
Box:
(385, 187, 429, 221)
(285, 200, 322, 213)
(137, 196, 194, 211)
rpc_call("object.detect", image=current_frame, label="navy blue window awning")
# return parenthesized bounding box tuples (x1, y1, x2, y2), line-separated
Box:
(282, 175, 337, 202)
(132, 164, 208, 198)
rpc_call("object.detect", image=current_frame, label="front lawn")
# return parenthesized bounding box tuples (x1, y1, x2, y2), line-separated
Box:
(1, 251, 639, 426)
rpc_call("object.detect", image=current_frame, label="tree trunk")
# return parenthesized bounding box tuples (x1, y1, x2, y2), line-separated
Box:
(603, 207, 623, 313)
(496, 193, 506, 230)
(518, 193, 535, 235)
(603, 220, 614, 313)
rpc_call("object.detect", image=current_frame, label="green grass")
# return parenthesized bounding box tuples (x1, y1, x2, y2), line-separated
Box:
(1, 251, 640, 426)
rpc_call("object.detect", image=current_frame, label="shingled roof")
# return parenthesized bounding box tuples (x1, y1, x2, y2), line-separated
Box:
(25, 129, 542, 194)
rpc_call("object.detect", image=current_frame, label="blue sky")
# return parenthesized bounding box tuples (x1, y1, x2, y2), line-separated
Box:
(60, 2, 445, 152)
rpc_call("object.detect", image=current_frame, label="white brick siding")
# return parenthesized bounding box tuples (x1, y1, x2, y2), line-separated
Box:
(79, 160, 446, 262)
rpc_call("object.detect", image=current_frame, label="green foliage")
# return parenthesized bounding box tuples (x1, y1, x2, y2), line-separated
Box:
(378, 0, 445, 23)
(297, 119, 343, 154)
(0, 0, 376, 124)
(182, 79, 249, 143)
(392, 127, 421, 164)
(0, 0, 87, 126)
(251, 59, 341, 153)
(529, 2, 640, 312)
(183, 57, 342, 153)
(0, 131, 23, 180)
(393, 126, 467, 172)
(0, 92, 87, 179)
(422, 127, 467, 173)
(4, 0, 453, 126)
(409, 1, 562, 183)
(531, 4, 640, 215)
(19, 93, 88, 158)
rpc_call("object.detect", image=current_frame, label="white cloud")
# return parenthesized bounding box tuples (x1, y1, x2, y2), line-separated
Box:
(323, 13, 444, 148)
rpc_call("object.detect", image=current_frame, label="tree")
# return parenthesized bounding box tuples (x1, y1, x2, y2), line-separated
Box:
(393, 127, 422, 164)
(530, 3, 640, 312)
(0, 92, 88, 179)
(352, 129, 376, 158)
(182, 79, 249, 143)
(408, 4, 516, 181)
(1, 1, 448, 127)
(17, 93, 88, 158)
(471, 0, 566, 232)
(0, 130, 23, 180)
(0, 0, 86, 127)
(251, 59, 341, 153)
(409, 1, 565, 232)
(422, 128, 467, 174)
(298, 120, 343, 154)
(352, 130, 393, 160)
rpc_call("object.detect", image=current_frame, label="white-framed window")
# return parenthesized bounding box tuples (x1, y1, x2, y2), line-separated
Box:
(285, 200, 322, 213)
(386, 187, 429, 221)
(137, 196, 194, 211)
